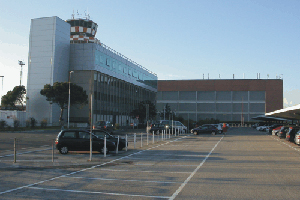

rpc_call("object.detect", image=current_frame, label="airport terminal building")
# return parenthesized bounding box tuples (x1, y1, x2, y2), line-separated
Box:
(26, 16, 157, 126)
(157, 79, 283, 122)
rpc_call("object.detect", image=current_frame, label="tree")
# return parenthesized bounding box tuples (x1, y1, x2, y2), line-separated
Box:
(40, 82, 88, 124)
(160, 103, 173, 120)
(1, 86, 26, 110)
(130, 100, 157, 123)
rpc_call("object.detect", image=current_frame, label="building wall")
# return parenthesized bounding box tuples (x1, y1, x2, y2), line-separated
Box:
(69, 43, 157, 126)
(157, 79, 283, 122)
(27, 17, 70, 125)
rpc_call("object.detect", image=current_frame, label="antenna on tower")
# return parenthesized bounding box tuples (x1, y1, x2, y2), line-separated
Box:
(71, 9, 75, 19)
(84, 8, 90, 20)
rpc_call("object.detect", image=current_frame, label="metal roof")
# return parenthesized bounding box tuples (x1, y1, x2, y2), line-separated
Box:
(265, 104, 300, 120)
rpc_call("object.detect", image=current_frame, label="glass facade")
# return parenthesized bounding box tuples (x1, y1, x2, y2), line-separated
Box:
(92, 71, 156, 126)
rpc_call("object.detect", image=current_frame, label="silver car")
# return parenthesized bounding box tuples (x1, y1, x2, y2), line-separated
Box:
(294, 130, 300, 145)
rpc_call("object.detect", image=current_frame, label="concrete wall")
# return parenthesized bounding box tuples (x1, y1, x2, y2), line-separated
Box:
(26, 16, 70, 126)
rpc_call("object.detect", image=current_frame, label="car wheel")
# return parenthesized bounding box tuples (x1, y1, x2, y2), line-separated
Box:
(193, 131, 198, 135)
(211, 131, 216, 135)
(59, 146, 68, 154)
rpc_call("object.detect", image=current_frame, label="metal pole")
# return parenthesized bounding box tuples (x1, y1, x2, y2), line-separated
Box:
(68, 71, 74, 129)
(14, 138, 16, 163)
(152, 131, 154, 144)
(125, 134, 128, 151)
(89, 94, 93, 161)
(104, 136, 106, 157)
(141, 133, 143, 148)
(52, 139, 54, 162)
(116, 136, 119, 154)
(147, 132, 149, 145)
(169, 129, 170, 139)
(134, 133, 136, 149)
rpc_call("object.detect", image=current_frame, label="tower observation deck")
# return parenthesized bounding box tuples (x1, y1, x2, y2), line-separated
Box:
(66, 17, 98, 43)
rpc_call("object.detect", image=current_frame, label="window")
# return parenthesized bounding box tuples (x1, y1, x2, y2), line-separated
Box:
(78, 132, 90, 139)
(62, 131, 76, 138)
(106, 58, 110, 66)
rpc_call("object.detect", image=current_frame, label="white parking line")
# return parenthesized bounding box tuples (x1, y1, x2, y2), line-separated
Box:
(169, 135, 224, 200)
(28, 187, 171, 199)
(66, 176, 182, 184)
(269, 135, 300, 152)
(98, 168, 191, 174)
(0, 136, 187, 195)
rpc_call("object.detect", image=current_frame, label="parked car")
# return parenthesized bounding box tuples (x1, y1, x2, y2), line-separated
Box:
(272, 126, 283, 136)
(286, 126, 300, 142)
(93, 121, 114, 133)
(55, 129, 116, 154)
(294, 130, 300, 145)
(268, 124, 283, 134)
(191, 124, 217, 135)
(172, 121, 187, 133)
(149, 120, 171, 134)
(256, 125, 269, 131)
(92, 129, 127, 151)
(278, 126, 289, 139)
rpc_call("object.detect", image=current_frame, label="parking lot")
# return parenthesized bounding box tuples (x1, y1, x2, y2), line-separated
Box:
(1, 127, 300, 199)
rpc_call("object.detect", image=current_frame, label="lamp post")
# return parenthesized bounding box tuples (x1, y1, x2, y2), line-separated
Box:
(0, 76, 3, 106)
(18, 61, 25, 86)
(68, 71, 74, 129)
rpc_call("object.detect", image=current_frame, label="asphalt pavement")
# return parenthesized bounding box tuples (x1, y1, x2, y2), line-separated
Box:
(1, 127, 300, 199)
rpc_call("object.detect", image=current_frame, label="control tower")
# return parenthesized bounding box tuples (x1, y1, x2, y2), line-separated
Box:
(66, 14, 98, 43)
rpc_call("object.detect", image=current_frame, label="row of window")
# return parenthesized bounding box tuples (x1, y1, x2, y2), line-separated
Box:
(95, 50, 157, 85)
(158, 91, 265, 101)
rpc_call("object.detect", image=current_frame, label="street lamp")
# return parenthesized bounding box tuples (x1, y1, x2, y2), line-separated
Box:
(0, 76, 3, 106)
(68, 71, 74, 129)
(18, 61, 25, 86)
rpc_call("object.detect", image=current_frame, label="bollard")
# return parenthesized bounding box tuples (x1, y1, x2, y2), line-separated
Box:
(116, 136, 119, 154)
(14, 138, 16, 163)
(125, 134, 128, 151)
(104, 136, 106, 157)
(152, 131, 154, 144)
(134, 133, 136, 149)
(169, 129, 170, 139)
(141, 133, 143, 148)
(175, 127, 177, 136)
(161, 131, 163, 141)
(147, 132, 149, 145)
(52, 139, 54, 163)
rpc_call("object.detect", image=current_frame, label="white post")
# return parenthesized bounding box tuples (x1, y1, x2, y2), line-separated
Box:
(169, 129, 170, 139)
(147, 132, 149, 145)
(134, 133, 136, 149)
(125, 134, 128, 151)
(152, 131, 154, 144)
(116, 136, 119, 154)
(141, 133, 143, 148)
(104, 136, 106, 157)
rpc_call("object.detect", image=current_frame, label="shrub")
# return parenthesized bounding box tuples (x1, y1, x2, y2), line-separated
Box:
(30, 117, 37, 128)
(41, 119, 47, 127)
(14, 119, 20, 128)
(0, 120, 6, 129)
(26, 119, 30, 127)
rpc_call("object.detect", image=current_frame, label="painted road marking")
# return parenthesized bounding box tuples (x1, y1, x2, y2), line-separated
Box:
(28, 187, 170, 199)
(169, 135, 224, 200)
(0, 136, 187, 195)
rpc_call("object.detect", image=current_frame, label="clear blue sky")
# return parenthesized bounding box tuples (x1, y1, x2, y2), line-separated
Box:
(0, 0, 299, 108)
